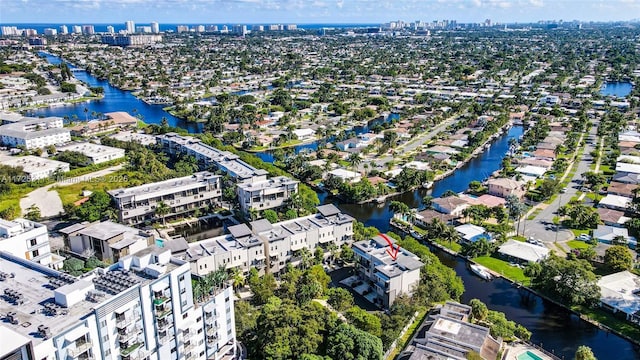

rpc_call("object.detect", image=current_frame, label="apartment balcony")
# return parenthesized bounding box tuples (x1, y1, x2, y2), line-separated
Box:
(153, 296, 170, 306)
(115, 312, 140, 329)
(120, 342, 143, 358)
(183, 343, 196, 353)
(156, 308, 173, 320)
(67, 340, 92, 358)
(157, 318, 173, 331)
(181, 331, 194, 342)
(206, 325, 218, 336)
(118, 326, 142, 344)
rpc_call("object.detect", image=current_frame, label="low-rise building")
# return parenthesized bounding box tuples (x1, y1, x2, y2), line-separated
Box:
(108, 131, 157, 146)
(184, 204, 354, 276)
(108, 172, 222, 225)
(352, 235, 423, 308)
(56, 142, 125, 165)
(455, 224, 491, 243)
(597, 271, 640, 324)
(236, 176, 299, 214)
(0, 155, 70, 181)
(68, 111, 138, 136)
(593, 225, 637, 249)
(0, 218, 62, 268)
(327, 168, 362, 183)
(404, 301, 502, 360)
(498, 239, 550, 264)
(598, 194, 632, 211)
(59, 221, 155, 262)
(0, 116, 70, 149)
(487, 178, 525, 199)
(0, 248, 236, 360)
(431, 196, 469, 216)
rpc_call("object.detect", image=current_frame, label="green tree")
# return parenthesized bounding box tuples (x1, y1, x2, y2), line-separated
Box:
(345, 306, 382, 337)
(263, 209, 279, 223)
(25, 204, 41, 221)
(63, 257, 85, 276)
(469, 298, 489, 322)
(604, 245, 633, 272)
(326, 323, 383, 360)
(75, 190, 113, 222)
(575, 346, 597, 360)
(248, 268, 277, 306)
(340, 244, 355, 263)
(327, 288, 354, 312)
(154, 201, 171, 225)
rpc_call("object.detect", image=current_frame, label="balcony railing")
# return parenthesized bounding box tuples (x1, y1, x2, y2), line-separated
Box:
(120, 342, 142, 357)
(118, 326, 141, 343)
(67, 341, 92, 357)
(116, 316, 136, 329)
(153, 296, 170, 306)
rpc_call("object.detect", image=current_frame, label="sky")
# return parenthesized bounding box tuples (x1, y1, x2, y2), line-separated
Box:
(1, 0, 640, 24)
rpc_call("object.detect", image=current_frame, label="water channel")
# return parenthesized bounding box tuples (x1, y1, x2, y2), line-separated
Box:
(35, 54, 640, 359)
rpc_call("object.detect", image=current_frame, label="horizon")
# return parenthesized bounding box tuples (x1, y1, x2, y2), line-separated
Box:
(2, 0, 640, 24)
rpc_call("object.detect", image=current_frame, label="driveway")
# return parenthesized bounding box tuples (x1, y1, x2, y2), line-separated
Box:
(20, 164, 124, 218)
(523, 128, 597, 243)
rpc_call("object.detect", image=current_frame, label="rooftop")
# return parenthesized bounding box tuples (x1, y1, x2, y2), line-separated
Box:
(108, 171, 220, 200)
(236, 176, 298, 191)
(56, 142, 124, 157)
(353, 235, 424, 278)
(598, 271, 640, 316)
(0, 155, 69, 174)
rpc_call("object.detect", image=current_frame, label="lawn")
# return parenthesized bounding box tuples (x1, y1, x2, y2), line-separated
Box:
(567, 240, 591, 250)
(571, 229, 590, 237)
(473, 256, 531, 286)
(511, 235, 526, 242)
(433, 238, 462, 253)
(385, 309, 427, 360)
(54, 169, 139, 205)
(573, 305, 640, 341)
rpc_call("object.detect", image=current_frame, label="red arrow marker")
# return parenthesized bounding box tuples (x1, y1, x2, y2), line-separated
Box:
(379, 233, 400, 261)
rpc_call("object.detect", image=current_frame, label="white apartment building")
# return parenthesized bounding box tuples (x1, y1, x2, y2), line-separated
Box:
(108, 172, 222, 225)
(56, 142, 125, 165)
(0, 218, 62, 268)
(0, 155, 70, 181)
(60, 221, 155, 262)
(156, 133, 299, 215)
(0, 249, 236, 360)
(236, 176, 299, 214)
(352, 235, 423, 308)
(0, 116, 70, 149)
(184, 204, 354, 276)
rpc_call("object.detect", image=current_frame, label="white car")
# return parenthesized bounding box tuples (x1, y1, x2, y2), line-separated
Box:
(578, 234, 591, 241)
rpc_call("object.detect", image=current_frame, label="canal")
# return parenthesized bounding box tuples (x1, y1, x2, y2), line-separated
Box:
(35, 53, 640, 359)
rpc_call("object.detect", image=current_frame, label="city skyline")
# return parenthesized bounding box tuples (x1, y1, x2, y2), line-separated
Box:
(2, 0, 640, 24)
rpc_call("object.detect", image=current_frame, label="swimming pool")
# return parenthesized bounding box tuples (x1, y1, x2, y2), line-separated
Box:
(155, 239, 164, 248)
(517, 351, 544, 360)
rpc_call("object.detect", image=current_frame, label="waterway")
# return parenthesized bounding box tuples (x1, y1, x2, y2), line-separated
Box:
(601, 81, 633, 98)
(31, 53, 640, 359)
(31, 52, 202, 132)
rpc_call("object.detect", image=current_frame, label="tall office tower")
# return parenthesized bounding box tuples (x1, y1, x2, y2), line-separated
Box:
(59, 25, 68, 34)
(126, 20, 135, 33)
(44, 28, 57, 35)
(82, 25, 95, 35)
(72, 25, 82, 34)
(0, 248, 237, 360)
(106, 25, 115, 34)
(151, 21, 160, 33)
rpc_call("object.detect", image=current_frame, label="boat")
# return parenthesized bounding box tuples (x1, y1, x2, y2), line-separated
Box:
(470, 264, 493, 280)
(375, 196, 386, 204)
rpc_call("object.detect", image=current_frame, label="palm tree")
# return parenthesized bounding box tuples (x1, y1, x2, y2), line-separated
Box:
(288, 191, 303, 216)
(248, 207, 259, 221)
(347, 153, 362, 174)
(442, 226, 461, 247)
(229, 267, 245, 291)
(154, 201, 171, 225)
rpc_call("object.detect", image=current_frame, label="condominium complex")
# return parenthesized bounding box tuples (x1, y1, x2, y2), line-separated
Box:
(0, 155, 70, 181)
(108, 172, 222, 225)
(184, 204, 354, 276)
(236, 176, 299, 214)
(0, 218, 62, 268)
(0, 116, 70, 149)
(156, 133, 299, 214)
(0, 249, 236, 360)
(102, 34, 163, 47)
(60, 221, 155, 262)
(352, 235, 423, 308)
(56, 142, 125, 165)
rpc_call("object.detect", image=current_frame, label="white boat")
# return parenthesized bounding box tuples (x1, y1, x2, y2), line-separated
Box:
(470, 264, 493, 280)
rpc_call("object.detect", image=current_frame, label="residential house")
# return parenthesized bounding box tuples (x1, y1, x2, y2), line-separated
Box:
(498, 239, 550, 264)
(593, 225, 637, 249)
(455, 224, 491, 243)
(487, 178, 525, 199)
(597, 271, 640, 324)
(432, 196, 469, 216)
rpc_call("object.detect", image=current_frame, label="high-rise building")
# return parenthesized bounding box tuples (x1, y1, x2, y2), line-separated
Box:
(72, 25, 82, 34)
(195, 25, 205, 32)
(176, 25, 189, 33)
(285, 24, 297, 31)
(82, 25, 95, 34)
(151, 21, 160, 33)
(23, 29, 38, 36)
(59, 25, 68, 34)
(43, 28, 57, 35)
(206, 25, 219, 32)
(0, 248, 237, 360)
(136, 26, 152, 33)
(252, 25, 264, 32)
(1, 26, 19, 36)
(106, 25, 115, 34)
(233, 24, 247, 36)
(125, 20, 135, 33)
(0, 218, 62, 268)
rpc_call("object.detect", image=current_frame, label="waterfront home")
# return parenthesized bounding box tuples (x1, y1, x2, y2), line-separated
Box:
(598, 194, 632, 212)
(425, 145, 460, 155)
(327, 168, 362, 183)
(403, 161, 431, 171)
(593, 225, 637, 249)
(532, 148, 556, 160)
(498, 239, 550, 264)
(405, 302, 501, 360)
(487, 178, 526, 199)
(292, 128, 315, 140)
(432, 196, 469, 216)
(414, 209, 457, 228)
(515, 157, 554, 169)
(68, 111, 138, 136)
(351, 235, 423, 308)
(459, 194, 506, 208)
(597, 271, 640, 324)
(455, 224, 491, 244)
(515, 165, 547, 179)
(236, 176, 299, 214)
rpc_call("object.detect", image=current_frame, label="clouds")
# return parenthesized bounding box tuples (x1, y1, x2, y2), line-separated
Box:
(2, 0, 639, 23)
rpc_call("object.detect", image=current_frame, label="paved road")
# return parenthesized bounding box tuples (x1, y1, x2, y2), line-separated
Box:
(523, 128, 597, 243)
(369, 112, 465, 168)
(20, 164, 124, 218)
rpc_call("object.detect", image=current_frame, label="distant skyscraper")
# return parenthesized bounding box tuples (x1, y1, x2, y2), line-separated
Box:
(125, 20, 135, 34)
(43, 28, 57, 36)
(136, 26, 151, 33)
(151, 21, 160, 34)
(233, 24, 247, 36)
(252, 25, 264, 32)
(106, 25, 115, 34)
(1, 26, 19, 36)
(206, 25, 218, 32)
(195, 25, 205, 32)
(285, 24, 297, 31)
(82, 25, 95, 35)
(59, 25, 68, 34)
(72, 25, 82, 34)
(176, 25, 189, 33)
(24, 29, 38, 36)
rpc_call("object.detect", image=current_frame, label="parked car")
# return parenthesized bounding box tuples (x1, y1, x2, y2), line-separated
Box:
(578, 234, 591, 241)
(560, 187, 568, 193)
